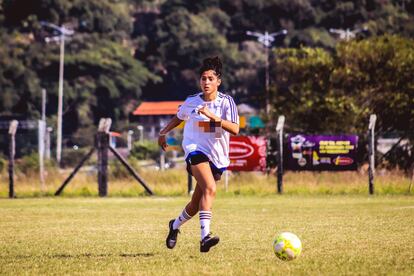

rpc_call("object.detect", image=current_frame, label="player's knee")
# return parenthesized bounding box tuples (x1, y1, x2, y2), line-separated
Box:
(204, 185, 216, 197)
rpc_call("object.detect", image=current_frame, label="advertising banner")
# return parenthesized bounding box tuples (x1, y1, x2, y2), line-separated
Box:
(287, 134, 358, 171)
(228, 136, 267, 171)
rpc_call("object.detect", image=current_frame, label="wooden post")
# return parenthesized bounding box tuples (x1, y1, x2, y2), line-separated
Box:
(97, 118, 111, 197)
(276, 115, 285, 194)
(368, 114, 377, 195)
(8, 120, 18, 198)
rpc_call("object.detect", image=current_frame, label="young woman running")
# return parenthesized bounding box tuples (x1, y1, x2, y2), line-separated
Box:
(158, 56, 239, 253)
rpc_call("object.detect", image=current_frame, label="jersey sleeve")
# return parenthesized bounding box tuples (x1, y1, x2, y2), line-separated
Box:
(176, 98, 192, 121)
(223, 95, 239, 125)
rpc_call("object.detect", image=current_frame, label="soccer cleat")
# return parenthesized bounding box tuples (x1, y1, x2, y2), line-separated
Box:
(200, 233, 220, 253)
(166, 219, 180, 249)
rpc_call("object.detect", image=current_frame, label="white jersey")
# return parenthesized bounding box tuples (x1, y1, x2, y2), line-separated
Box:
(177, 92, 239, 168)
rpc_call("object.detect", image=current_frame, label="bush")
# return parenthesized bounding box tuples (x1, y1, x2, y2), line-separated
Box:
(0, 154, 5, 173)
(17, 153, 39, 174)
(60, 147, 94, 168)
(109, 156, 140, 179)
(16, 152, 57, 175)
(130, 140, 159, 160)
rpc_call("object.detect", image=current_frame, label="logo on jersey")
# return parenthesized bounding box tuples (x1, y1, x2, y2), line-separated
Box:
(197, 121, 222, 138)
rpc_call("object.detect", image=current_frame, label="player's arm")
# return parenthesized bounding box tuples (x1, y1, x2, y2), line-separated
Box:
(158, 115, 183, 151)
(198, 106, 239, 135)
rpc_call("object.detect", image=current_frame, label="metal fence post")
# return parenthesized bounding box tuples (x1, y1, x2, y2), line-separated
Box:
(8, 120, 18, 198)
(276, 116, 285, 194)
(368, 114, 377, 195)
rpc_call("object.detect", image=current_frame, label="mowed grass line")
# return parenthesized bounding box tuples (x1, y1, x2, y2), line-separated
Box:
(0, 196, 413, 275)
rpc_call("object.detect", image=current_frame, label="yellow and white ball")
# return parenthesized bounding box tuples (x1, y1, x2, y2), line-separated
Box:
(273, 232, 302, 261)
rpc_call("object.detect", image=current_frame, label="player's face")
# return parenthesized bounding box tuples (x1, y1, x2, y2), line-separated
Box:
(200, 70, 221, 95)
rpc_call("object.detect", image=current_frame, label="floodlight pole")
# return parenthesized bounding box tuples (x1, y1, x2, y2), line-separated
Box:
(56, 32, 65, 166)
(368, 114, 377, 195)
(39, 88, 47, 191)
(246, 30, 287, 117)
(40, 21, 74, 166)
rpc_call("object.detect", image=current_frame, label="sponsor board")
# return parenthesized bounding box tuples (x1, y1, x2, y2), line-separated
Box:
(228, 136, 267, 171)
(287, 134, 358, 171)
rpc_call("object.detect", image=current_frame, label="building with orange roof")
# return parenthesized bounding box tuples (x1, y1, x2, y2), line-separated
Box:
(131, 101, 184, 139)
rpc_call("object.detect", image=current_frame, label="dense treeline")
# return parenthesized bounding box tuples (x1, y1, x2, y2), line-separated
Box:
(0, 0, 413, 169)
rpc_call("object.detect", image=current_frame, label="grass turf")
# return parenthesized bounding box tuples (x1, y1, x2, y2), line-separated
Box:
(1, 195, 413, 275)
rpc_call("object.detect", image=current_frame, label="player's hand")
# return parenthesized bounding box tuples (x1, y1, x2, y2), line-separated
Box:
(158, 135, 168, 151)
(197, 105, 214, 120)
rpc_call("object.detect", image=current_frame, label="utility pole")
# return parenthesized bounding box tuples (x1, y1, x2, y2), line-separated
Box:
(40, 21, 74, 166)
(39, 88, 47, 191)
(246, 29, 287, 117)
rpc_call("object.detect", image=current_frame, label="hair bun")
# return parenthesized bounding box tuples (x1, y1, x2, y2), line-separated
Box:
(200, 56, 222, 77)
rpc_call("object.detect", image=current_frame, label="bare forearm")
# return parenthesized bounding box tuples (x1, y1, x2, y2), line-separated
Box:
(205, 113, 239, 136)
(221, 119, 239, 135)
(159, 115, 183, 135)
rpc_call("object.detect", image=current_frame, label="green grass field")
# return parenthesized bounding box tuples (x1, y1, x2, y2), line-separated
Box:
(1, 195, 413, 275)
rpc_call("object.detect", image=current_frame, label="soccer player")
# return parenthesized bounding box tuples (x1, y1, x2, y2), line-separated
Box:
(158, 56, 239, 253)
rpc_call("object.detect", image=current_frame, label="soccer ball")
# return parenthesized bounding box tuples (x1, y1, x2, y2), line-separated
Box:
(273, 232, 302, 261)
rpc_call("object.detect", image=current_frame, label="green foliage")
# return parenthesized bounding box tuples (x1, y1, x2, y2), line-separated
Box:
(2, 0, 131, 34)
(333, 35, 414, 135)
(61, 36, 159, 130)
(0, 32, 42, 117)
(130, 140, 159, 160)
(60, 147, 92, 168)
(272, 47, 353, 133)
(272, 35, 414, 136)
(0, 154, 5, 173)
(16, 152, 56, 174)
(0, 0, 159, 136)
(109, 156, 140, 178)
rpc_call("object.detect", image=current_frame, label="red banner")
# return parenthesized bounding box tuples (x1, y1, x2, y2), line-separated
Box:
(228, 136, 267, 171)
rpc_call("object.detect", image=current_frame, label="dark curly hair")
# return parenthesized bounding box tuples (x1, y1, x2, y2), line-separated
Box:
(199, 56, 222, 77)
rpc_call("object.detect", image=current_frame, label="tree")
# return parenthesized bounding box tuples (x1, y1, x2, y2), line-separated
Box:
(146, 7, 241, 99)
(332, 35, 414, 137)
(271, 47, 360, 134)
(0, 0, 157, 143)
(271, 35, 414, 170)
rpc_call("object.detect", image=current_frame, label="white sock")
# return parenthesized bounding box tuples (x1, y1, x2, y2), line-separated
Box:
(199, 210, 212, 240)
(172, 208, 192, 230)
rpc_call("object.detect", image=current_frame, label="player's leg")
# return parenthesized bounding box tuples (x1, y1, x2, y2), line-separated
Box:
(172, 183, 201, 229)
(185, 183, 202, 216)
(166, 163, 203, 249)
(190, 162, 220, 252)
